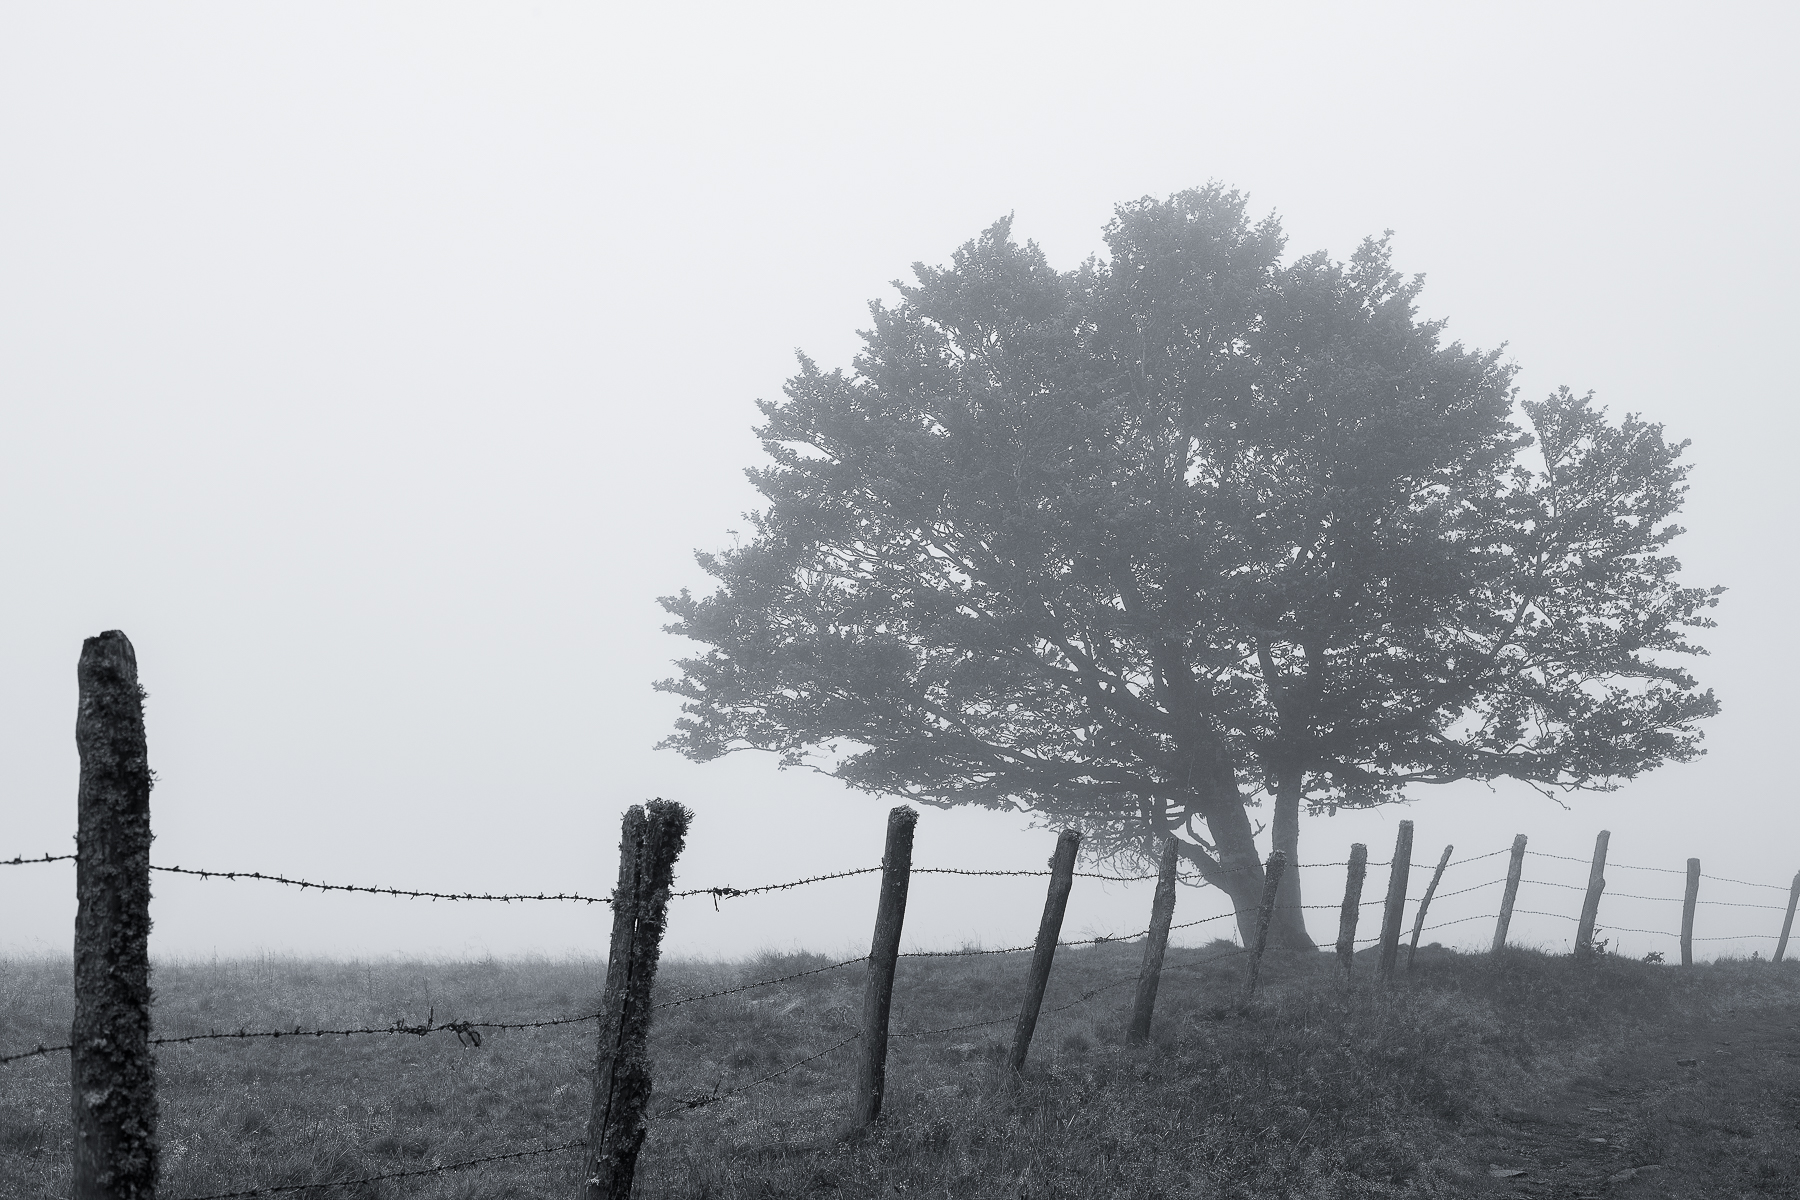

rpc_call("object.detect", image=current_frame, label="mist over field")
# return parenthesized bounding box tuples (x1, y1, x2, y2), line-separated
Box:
(2, 4, 1795, 967)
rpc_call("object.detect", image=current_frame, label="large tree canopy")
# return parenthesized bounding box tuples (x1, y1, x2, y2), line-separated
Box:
(657, 186, 1721, 949)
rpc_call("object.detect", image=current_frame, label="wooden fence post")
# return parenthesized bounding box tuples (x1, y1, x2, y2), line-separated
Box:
(1126, 837, 1179, 1046)
(1680, 858, 1700, 967)
(1573, 830, 1610, 958)
(583, 799, 691, 1200)
(1335, 843, 1367, 975)
(1492, 834, 1528, 953)
(852, 806, 917, 1130)
(1011, 829, 1081, 1067)
(1407, 844, 1454, 970)
(1775, 871, 1800, 964)
(71, 631, 158, 1200)
(1377, 821, 1413, 983)
(1240, 851, 1287, 1004)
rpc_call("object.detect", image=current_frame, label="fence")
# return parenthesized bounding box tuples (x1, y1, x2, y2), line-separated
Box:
(7, 631, 1800, 1198)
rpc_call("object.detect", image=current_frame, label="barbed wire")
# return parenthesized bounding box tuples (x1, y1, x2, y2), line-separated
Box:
(148, 864, 612, 905)
(1701, 872, 1794, 893)
(654, 955, 869, 1010)
(656, 1033, 862, 1116)
(0, 1041, 71, 1066)
(168, 1139, 584, 1200)
(1445, 848, 1512, 869)
(674, 867, 880, 904)
(1, 852, 74, 866)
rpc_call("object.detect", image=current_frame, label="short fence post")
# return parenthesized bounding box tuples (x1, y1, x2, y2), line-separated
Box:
(852, 806, 917, 1130)
(1376, 821, 1413, 983)
(1126, 837, 1179, 1046)
(1011, 829, 1081, 1067)
(1407, 844, 1454, 970)
(1680, 858, 1700, 967)
(1491, 834, 1528, 953)
(1240, 851, 1287, 1004)
(1335, 843, 1367, 975)
(71, 631, 159, 1200)
(1573, 830, 1610, 958)
(1775, 871, 1800, 964)
(582, 798, 690, 1200)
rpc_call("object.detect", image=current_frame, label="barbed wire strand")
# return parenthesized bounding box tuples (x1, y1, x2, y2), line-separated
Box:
(168, 1139, 583, 1200)
(654, 955, 869, 1010)
(149, 864, 611, 905)
(1, 853, 74, 866)
(655, 1034, 862, 1116)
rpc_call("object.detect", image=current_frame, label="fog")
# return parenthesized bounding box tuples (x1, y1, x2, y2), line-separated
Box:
(3, 4, 1795, 965)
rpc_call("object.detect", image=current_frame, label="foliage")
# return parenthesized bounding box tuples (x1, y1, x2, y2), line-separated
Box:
(656, 185, 1721, 902)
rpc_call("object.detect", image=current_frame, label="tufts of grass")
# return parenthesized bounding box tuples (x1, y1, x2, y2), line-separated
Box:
(3, 943, 1799, 1198)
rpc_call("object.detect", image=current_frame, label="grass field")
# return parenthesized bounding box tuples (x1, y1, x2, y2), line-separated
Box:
(4, 941, 1799, 1199)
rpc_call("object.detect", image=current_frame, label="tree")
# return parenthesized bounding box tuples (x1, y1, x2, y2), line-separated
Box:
(656, 186, 1721, 950)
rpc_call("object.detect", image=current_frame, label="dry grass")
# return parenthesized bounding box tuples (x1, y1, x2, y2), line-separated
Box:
(4, 942, 1799, 1198)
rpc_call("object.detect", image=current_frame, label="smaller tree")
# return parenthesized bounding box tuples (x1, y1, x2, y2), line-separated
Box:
(656, 187, 1721, 949)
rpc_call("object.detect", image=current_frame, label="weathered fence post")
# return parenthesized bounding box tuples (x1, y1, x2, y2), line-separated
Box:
(1680, 857, 1700, 967)
(1126, 837, 1179, 1046)
(1376, 821, 1413, 983)
(1335, 843, 1367, 975)
(852, 806, 917, 1130)
(71, 631, 158, 1200)
(1775, 871, 1800, 964)
(582, 798, 690, 1200)
(1573, 830, 1610, 958)
(1240, 851, 1287, 1004)
(1011, 829, 1081, 1067)
(1407, 844, 1454, 970)
(1492, 834, 1528, 952)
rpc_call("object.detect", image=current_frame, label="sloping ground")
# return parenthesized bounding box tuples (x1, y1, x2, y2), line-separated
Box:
(1459, 998, 1800, 1197)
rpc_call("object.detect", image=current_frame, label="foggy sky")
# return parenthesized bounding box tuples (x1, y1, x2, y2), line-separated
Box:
(3, 3, 1796, 964)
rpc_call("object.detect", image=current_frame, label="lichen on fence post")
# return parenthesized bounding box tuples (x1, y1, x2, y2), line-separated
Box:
(1011, 829, 1081, 1068)
(71, 631, 158, 1200)
(1407, 844, 1453, 970)
(1125, 837, 1179, 1046)
(1776, 871, 1800, 964)
(1376, 821, 1413, 983)
(1240, 850, 1287, 1004)
(583, 798, 690, 1200)
(1680, 857, 1700, 967)
(1335, 843, 1367, 975)
(1573, 830, 1610, 959)
(1491, 834, 1528, 953)
(852, 806, 916, 1130)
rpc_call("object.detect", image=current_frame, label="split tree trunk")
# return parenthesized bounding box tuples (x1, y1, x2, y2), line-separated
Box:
(1174, 795, 1315, 951)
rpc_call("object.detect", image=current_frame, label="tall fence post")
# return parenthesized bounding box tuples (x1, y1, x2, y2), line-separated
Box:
(1573, 830, 1610, 958)
(1240, 851, 1287, 1004)
(852, 806, 917, 1130)
(1776, 871, 1800, 964)
(1407, 844, 1454, 970)
(71, 631, 158, 1200)
(582, 798, 690, 1200)
(1011, 829, 1081, 1067)
(1126, 837, 1180, 1046)
(1680, 857, 1700, 967)
(1335, 843, 1367, 975)
(1492, 834, 1528, 953)
(1376, 821, 1413, 983)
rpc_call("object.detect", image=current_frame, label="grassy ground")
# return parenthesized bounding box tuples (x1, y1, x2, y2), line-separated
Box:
(3, 942, 1798, 1199)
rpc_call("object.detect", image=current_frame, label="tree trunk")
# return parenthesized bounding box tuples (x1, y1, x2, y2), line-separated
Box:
(1174, 793, 1315, 951)
(1268, 771, 1311, 951)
